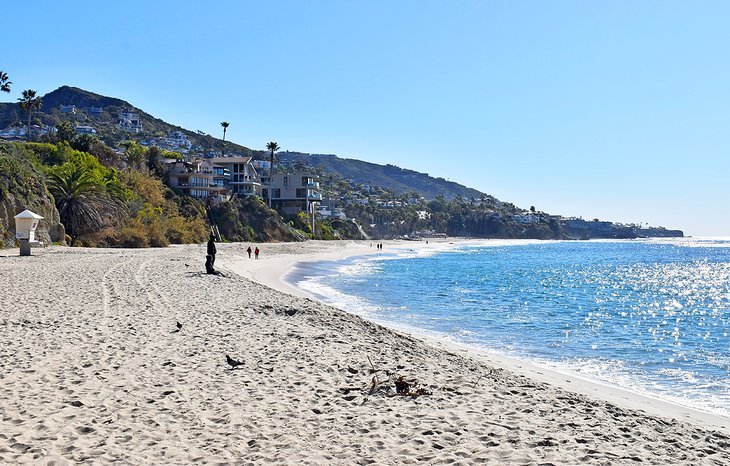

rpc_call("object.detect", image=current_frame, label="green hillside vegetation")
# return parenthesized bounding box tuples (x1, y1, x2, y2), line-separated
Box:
(19, 141, 211, 247)
(1, 139, 318, 248)
(0, 143, 63, 247)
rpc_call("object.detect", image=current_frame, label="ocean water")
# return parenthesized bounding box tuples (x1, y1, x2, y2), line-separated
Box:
(289, 238, 730, 417)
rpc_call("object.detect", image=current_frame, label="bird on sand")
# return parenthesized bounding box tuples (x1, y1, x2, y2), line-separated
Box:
(171, 321, 183, 333)
(226, 355, 244, 369)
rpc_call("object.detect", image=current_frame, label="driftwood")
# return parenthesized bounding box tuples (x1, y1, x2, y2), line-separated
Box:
(366, 354, 431, 398)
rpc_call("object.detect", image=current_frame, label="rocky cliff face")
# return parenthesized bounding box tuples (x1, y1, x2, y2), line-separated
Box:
(0, 143, 65, 247)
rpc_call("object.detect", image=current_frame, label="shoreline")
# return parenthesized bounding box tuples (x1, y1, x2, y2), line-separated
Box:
(228, 238, 730, 434)
(2, 241, 729, 464)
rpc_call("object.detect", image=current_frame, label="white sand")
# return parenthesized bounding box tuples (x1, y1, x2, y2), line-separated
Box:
(1, 241, 728, 465)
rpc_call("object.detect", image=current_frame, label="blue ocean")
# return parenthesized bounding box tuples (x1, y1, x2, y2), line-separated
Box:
(289, 238, 730, 417)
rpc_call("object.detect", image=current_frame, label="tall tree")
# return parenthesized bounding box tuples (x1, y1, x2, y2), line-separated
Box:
(18, 89, 42, 141)
(56, 121, 76, 143)
(266, 141, 280, 208)
(0, 71, 11, 93)
(121, 140, 148, 171)
(46, 163, 123, 246)
(221, 121, 229, 157)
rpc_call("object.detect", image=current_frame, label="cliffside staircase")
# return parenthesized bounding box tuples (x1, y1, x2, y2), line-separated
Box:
(205, 205, 222, 241)
(211, 224, 221, 241)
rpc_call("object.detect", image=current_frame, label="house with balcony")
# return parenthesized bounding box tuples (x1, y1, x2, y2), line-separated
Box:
(166, 159, 226, 203)
(165, 156, 261, 204)
(162, 131, 193, 150)
(208, 156, 261, 197)
(262, 173, 322, 215)
(75, 125, 97, 135)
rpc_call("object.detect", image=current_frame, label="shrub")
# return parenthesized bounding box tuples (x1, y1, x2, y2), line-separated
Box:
(118, 221, 149, 248)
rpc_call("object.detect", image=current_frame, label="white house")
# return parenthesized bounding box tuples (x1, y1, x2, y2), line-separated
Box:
(74, 125, 97, 135)
(118, 111, 142, 132)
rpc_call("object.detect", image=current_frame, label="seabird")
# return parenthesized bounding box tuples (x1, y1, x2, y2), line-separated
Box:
(226, 355, 244, 369)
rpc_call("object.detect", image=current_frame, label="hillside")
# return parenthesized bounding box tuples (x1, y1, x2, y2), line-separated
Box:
(280, 152, 487, 201)
(2, 86, 490, 201)
(0, 86, 494, 202)
(0, 86, 263, 157)
(0, 86, 683, 238)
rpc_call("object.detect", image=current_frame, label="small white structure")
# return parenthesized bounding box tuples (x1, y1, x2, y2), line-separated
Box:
(14, 210, 43, 256)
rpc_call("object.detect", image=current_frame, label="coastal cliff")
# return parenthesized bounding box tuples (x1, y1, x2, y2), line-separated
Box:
(0, 143, 64, 247)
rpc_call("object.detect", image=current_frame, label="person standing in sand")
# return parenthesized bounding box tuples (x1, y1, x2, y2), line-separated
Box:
(207, 234, 217, 267)
(247, 246, 252, 258)
(254, 247, 260, 259)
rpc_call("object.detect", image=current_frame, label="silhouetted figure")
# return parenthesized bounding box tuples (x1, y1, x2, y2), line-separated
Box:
(226, 355, 244, 369)
(205, 254, 215, 274)
(247, 246, 252, 258)
(207, 234, 217, 267)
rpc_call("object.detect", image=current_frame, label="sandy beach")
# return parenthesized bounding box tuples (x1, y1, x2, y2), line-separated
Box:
(1, 240, 729, 465)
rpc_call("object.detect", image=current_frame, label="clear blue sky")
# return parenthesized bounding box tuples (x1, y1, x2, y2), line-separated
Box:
(3, 1, 729, 236)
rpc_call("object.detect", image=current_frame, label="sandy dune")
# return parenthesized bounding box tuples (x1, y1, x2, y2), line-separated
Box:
(1, 241, 728, 465)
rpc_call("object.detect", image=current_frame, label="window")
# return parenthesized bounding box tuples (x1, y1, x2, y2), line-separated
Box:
(296, 188, 307, 198)
(273, 189, 281, 198)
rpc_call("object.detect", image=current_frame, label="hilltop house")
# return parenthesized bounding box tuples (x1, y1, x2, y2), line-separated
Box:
(118, 111, 142, 132)
(142, 131, 193, 152)
(513, 211, 542, 224)
(316, 205, 346, 219)
(74, 125, 97, 135)
(166, 131, 192, 150)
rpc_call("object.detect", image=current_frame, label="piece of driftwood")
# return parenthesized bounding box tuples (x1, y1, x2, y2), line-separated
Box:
(365, 355, 431, 398)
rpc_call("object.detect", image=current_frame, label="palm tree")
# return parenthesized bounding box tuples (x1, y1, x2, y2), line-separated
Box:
(18, 89, 42, 141)
(221, 122, 230, 157)
(121, 140, 147, 171)
(266, 141, 280, 208)
(46, 164, 124, 245)
(0, 71, 11, 93)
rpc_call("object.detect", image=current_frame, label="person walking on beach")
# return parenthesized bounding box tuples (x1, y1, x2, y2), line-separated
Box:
(254, 247, 260, 259)
(247, 246, 252, 258)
